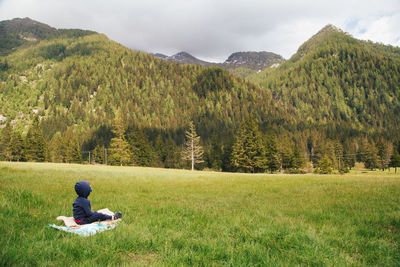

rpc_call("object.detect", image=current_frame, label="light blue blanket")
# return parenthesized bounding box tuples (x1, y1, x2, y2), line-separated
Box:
(48, 221, 119, 237)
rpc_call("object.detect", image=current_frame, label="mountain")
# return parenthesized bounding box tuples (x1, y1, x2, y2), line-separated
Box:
(153, 51, 214, 66)
(0, 19, 274, 144)
(153, 50, 285, 77)
(247, 24, 400, 136)
(223, 51, 284, 70)
(1, 19, 399, 169)
(0, 17, 95, 56)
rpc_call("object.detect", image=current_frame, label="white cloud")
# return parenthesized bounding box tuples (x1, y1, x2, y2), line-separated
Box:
(351, 12, 400, 47)
(0, 0, 399, 61)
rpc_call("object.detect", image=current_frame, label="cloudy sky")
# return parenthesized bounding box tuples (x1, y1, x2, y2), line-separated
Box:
(1, 0, 399, 62)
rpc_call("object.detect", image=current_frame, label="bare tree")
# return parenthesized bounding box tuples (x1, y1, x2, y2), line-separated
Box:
(182, 121, 204, 170)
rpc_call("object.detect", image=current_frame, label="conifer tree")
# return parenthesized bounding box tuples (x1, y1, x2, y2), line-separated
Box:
(24, 116, 46, 162)
(264, 134, 280, 173)
(68, 137, 82, 163)
(279, 138, 294, 170)
(108, 110, 132, 166)
(389, 150, 400, 173)
(93, 145, 105, 164)
(1, 122, 13, 161)
(11, 131, 24, 161)
(126, 126, 152, 166)
(363, 141, 378, 170)
(292, 144, 305, 169)
(204, 134, 224, 170)
(312, 142, 325, 169)
(182, 121, 204, 170)
(154, 133, 166, 167)
(49, 132, 67, 163)
(376, 139, 388, 170)
(231, 117, 266, 173)
(165, 135, 180, 168)
(315, 156, 333, 174)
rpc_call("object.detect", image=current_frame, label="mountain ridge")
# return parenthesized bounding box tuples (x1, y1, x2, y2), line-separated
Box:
(1, 18, 399, 167)
(0, 17, 96, 56)
(153, 50, 285, 72)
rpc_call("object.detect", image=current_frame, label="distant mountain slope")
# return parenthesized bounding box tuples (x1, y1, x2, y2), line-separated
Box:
(247, 24, 400, 136)
(0, 28, 278, 144)
(223, 51, 284, 70)
(0, 17, 95, 55)
(153, 50, 285, 77)
(168, 51, 214, 66)
(1, 18, 399, 155)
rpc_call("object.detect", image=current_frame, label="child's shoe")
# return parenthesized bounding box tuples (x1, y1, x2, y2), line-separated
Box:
(113, 212, 122, 220)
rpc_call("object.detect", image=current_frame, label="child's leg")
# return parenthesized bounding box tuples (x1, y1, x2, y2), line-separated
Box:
(79, 212, 112, 224)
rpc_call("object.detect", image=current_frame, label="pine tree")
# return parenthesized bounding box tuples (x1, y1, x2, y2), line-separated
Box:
(68, 137, 82, 163)
(312, 142, 325, 169)
(264, 134, 280, 173)
(24, 116, 46, 162)
(376, 139, 388, 171)
(363, 141, 378, 170)
(279, 138, 294, 170)
(316, 156, 333, 174)
(205, 135, 224, 170)
(154, 133, 166, 167)
(49, 132, 68, 163)
(389, 150, 400, 173)
(11, 131, 24, 161)
(182, 121, 204, 170)
(231, 117, 266, 173)
(292, 144, 305, 169)
(92, 145, 105, 164)
(108, 110, 132, 166)
(1, 122, 13, 161)
(126, 126, 152, 166)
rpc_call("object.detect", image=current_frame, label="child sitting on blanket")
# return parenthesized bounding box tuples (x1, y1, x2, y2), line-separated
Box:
(73, 181, 122, 225)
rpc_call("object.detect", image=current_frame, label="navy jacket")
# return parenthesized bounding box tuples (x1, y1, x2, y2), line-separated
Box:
(73, 181, 96, 221)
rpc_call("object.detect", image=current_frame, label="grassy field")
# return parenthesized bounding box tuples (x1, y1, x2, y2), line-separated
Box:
(0, 162, 399, 266)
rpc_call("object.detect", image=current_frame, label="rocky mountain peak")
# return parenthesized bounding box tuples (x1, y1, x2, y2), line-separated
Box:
(224, 51, 285, 70)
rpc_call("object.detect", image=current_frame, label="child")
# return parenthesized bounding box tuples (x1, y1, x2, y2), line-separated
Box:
(73, 181, 122, 225)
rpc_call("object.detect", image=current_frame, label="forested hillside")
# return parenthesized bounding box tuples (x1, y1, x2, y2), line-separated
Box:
(248, 25, 400, 139)
(1, 19, 399, 172)
(0, 24, 285, 170)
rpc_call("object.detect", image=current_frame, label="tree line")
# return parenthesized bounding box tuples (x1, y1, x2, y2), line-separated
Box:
(1, 115, 400, 174)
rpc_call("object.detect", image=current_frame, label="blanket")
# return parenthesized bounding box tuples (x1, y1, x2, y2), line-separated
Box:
(48, 208, 121, 237)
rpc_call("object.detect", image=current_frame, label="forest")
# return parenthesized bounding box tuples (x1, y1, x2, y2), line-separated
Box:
(1, 22, 400, 173)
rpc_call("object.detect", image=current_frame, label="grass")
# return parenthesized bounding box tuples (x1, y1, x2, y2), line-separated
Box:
(0, 162, 399, 266)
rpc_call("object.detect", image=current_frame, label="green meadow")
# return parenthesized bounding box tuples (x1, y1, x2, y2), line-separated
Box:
(0, 162, 399, 266)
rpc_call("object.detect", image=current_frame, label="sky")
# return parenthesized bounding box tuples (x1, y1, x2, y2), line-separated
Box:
(1, 0, 399, 62)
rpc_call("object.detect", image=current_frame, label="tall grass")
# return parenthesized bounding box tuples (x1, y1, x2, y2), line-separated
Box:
(0, 162, 399, 266)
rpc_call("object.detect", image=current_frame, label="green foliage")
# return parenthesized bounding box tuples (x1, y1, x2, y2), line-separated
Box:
(23, 116, 46, 162)
(38, 43, 66, 61)
(1, 23, 400, 173)
(292, 144, 305, 169)
(248, 26, 400, 141)
(231, 117, 267, 173)
(315, 156, 333, 174)
(126, 126, 153, 167)
(389, 150, 400, 173)
(0, 17, 94, 56)
(10, 130, 24, 161)
(361, 140, 379, 170)
(0, 122, 13, 160)
(193, 67, 235, 97)
(67, 137, 82, 164)
(264, 134, 280, 173)
(108, 110, 132, 166)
